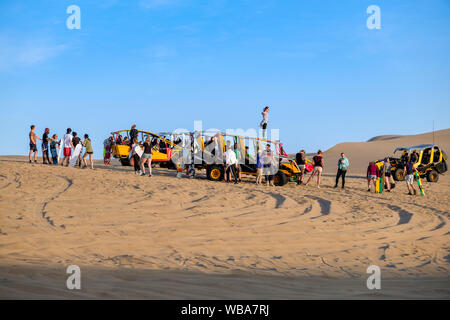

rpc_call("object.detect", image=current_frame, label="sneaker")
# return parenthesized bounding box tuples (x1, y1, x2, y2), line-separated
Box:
(140, 172, 145, 176)
(413, 189, 417, 195)
(148, 174, 152, 177)
(333, 185, 337, 188)
(317, 185, 321, 189)
(367, 189, 371, 192)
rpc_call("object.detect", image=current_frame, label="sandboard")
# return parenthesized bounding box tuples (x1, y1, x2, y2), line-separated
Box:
(104, 146, 111, 165)
(414, 171, 425, 195)
(376, 177, 381, 193)
(69, 144, 82, 167)
(133, 144, 143, 158)
(375, 163, 383, 194)
(379, 168, 384, 194)
(57, 139, 63, 164)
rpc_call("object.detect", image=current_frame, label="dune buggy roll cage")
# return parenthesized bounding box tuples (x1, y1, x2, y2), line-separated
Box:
(110, 129, 183, 151)
(158, 130, 289, 158)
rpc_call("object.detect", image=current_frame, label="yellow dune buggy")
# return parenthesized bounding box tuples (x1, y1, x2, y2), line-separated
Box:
(109, 130, 182, 168)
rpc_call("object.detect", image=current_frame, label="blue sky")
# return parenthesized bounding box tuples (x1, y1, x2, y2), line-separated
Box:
(1, 0, 449, 157)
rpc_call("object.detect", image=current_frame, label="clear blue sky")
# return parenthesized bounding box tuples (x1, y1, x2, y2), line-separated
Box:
(1, 0, 449, 157)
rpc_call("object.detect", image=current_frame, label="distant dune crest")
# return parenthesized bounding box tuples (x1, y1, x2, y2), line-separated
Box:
(367, 135, 403, 142)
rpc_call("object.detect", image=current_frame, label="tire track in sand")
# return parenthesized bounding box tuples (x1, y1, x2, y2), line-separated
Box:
(40, 175, 73, 229)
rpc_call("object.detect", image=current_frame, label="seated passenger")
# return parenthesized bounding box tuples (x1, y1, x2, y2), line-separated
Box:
(400, 151, 409, 163)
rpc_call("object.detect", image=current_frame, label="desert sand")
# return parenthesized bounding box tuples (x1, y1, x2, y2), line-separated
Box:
(0, 130, 449, 299)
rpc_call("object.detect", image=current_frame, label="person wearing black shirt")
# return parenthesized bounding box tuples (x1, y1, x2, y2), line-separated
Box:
(295, 149, 306, 185)
(140, 136, 153, 177)
(130, 124, 138, 146)
(72, 132, 82, 167)
(42, 128, 51, 164)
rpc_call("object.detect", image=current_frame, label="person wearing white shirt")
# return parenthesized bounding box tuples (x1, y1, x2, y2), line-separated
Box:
(263, 144, 275, 186)
(62, 128, 74, 166)
(224, 143, 238, 184)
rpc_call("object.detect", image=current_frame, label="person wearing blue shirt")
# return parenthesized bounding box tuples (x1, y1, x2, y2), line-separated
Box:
(256, 149, 263, 185)
(334, 153, 349, 189)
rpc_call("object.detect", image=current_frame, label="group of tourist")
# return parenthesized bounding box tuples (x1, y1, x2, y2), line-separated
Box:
(28, 125, 94, 169)
(28, 106, 421, 195)
(295, 150, 347, 189)
(223, 141, 276, 186)
(295, 149, 419, 195)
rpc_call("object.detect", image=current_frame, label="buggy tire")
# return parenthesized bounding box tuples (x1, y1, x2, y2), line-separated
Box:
(393, 168, 405, 181)
(119, 158, 131, 166)
(274, 171, 288, 186)
(207, 165, 224, 181)
(426, 169, 439, 182)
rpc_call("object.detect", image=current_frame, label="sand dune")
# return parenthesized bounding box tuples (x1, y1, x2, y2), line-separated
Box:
(0, 153, 449, 299)
(322, 129, 450, 174)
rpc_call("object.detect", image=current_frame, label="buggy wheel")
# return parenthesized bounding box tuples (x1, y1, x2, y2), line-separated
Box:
(207, 165, 224, 181)
(393, 168, 405, 181)
(426, 169, 439, 182)
(119, 158, 131, 166)
(274, 171, 288, 186)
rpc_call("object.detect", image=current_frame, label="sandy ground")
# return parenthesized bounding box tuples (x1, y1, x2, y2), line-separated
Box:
(1, 128, 450, 299)
(0, 153, 449, 299)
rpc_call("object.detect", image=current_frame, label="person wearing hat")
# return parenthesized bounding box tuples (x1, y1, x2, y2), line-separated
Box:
(42, 128, 51, 164)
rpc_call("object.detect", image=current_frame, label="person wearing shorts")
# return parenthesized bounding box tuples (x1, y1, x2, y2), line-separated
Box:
(82, 134, 94, 169)
(305, 150, 324, 188)
(62, 128, 74, 166)
(256, 149, 263, 185)
(366, 161, 379, 192)
(383, 157, 392, 192)
(49, 134, 60, 165)
(404, 160, 417, 195)
(259, 106, 269, 138)
(141, 136, 153, 177)
(295, 149, 306, 185)
(28, 125, 41, 163)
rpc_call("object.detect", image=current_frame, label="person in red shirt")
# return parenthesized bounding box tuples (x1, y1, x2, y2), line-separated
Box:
(366, 161, 380, 192)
